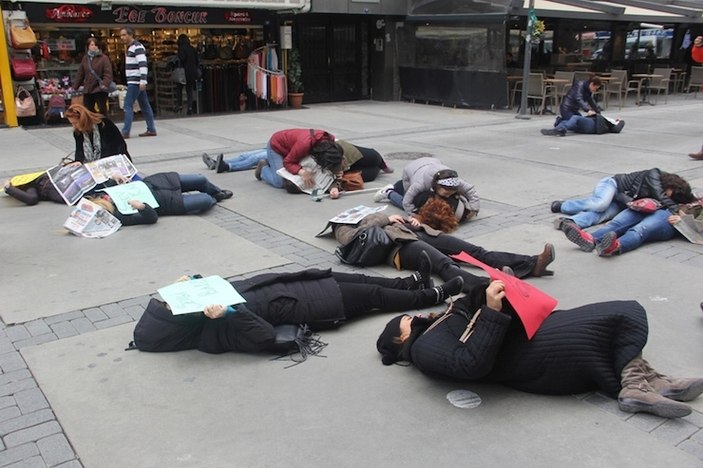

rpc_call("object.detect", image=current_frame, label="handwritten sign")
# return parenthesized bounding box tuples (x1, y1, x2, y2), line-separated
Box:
(100, 181, 160, 215)
(157, 276, 246, 315)
(451, 251, 557, 339)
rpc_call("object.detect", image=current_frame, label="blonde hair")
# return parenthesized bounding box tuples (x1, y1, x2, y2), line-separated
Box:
(65, 104, 103, 133)
(88, 196, 115, 214)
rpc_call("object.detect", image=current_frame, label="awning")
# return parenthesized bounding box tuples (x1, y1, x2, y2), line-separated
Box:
(14, 0, 311, 11)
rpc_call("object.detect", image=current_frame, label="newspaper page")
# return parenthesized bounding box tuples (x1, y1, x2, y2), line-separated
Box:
(99, 181, 160, 214)
(83, 154, 137, 184)
(674, 217, 703, 245)
(63, 198, 121, 238)
(47, 164, 96, 205)
(329, 205, 387, 224)
(276, 156, 335, 195)
(157, 276, 247, 315)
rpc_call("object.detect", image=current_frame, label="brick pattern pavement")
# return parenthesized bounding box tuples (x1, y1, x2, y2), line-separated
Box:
(1, 200, 702, 466)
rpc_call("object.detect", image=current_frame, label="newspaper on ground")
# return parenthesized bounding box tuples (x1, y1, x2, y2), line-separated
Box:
(99, 181, 159, 214)
(157, 276, 247, 315)
(674, 218, 703, 245)
(276, 156, 335, 195)
(48, 154, 137, 205)
(315, 205, 387, 237)
(63, 197, 121, 238)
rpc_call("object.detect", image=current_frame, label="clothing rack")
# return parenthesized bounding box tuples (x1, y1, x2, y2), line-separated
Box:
(247, 44, 287, 108)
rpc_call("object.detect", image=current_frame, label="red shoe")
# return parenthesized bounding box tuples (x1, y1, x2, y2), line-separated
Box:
(596, 232, 621, 257)
(562, 222, 595, 252)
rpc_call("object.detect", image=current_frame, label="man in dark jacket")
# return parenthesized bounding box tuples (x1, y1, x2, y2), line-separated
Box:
(540, 113, 624, 137)
(556, 76, 602, 123)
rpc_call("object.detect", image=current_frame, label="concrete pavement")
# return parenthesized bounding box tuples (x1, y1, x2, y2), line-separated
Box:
(1, 97, 703, 467)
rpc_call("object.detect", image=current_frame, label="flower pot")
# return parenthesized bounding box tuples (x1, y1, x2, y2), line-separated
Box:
(289, 92, 304, 109)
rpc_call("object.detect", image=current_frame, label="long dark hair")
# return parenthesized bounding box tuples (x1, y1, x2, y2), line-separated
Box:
(661, 172, 693, 204)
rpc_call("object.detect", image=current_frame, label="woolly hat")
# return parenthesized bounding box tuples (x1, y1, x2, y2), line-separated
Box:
(376, 315, 405, 365)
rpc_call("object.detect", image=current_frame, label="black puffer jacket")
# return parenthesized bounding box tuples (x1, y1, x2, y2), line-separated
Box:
(613, 168, 677, 212)
(560, 80, 599, 116)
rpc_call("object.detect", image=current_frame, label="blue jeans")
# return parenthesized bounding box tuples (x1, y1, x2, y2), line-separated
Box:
(179, 174, 221, 214)
(225, 149, 268, 172)
(122, 84, 156, 136)
(388, 179, 405, 209)
(260, 142, 285, 188)
(561, 176, 621, 228)
(555, 115, 596, 134)
(592, 208, 675, 254)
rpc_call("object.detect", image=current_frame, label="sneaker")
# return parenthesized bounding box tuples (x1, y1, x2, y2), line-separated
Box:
(541, 128, 566, 137)
(202, 153, 216, 170)
(434, 277, 464, 304)
(254, 159, 268, 181)
(550, 200, 563, 213)
(216, 154, 229, 174)
(214, 190, 233, 202)
(374, 184, 394, 203)
(562, 222, 595, 252)
(613, 120, 625, 133)
(553, 217, 569, 230)
(139, 131, 157, 137)
(595, 232, 620, 257)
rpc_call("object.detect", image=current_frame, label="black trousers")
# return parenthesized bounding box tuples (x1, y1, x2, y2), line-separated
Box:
(416, 232, 537, 279)
(176, 80, 195, 111)
(349, 145, 386, 182)
(83, 92, 108, 116)
(333, 272, 435, 319)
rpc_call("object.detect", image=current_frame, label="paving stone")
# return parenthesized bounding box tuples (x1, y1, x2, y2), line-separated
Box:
(0, 443, 39, 467)
(12, 335, 57, 351)
(0, 354, 27, 374)
(123, 305, 145, 321)
(624, 412, 667, 432)
(0, 406, 21, 422)
(683, 410, 703, 429)
(5, 455, 46, 467)
(651, 418, 699, 446)
(44, 312, 85, 326)
(584, 392, 630, 419)
(53, 460, 82, 468)
(4, 326, 30, 343)
(0, 339, 15, 356)
(0, 379, 37, 398)
(0, 397, 16, 411)
(0, 370, 31, 387)
(0, 409, 54, 436)
(99, 303, 125, 319)
(693, 427, 703, 443)
(82, 308, 107, 323)
(4, 421, 62, 448)
(117, 296, 151, 308)
(37, 434, 75, 467)
(49, 322, 78, 340)
(68, 319, 95, 335)
(24, 321, 52, 338)
(93, 315, 133, 330)
(14, 389, 49, 414)
(678, 439, 703, 460)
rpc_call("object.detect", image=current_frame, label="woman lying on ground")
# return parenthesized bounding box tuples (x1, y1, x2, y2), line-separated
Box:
(410, 172, 479, 232)
(4, 172, 64, 206)
(560, 192, 699, 257)
(375, 158, 479, 222)
(130, 267, 464, 354)
(88, 172, 232, 225)
(377, 280, 703, 419)
(331, 212, 555, 293)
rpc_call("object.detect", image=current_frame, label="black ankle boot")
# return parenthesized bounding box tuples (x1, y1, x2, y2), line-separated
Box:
(433, 277, 464, 304)
(411, 250, 433, 290)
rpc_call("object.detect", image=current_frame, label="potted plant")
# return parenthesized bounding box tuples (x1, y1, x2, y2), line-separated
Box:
(287, 48, 304, 108)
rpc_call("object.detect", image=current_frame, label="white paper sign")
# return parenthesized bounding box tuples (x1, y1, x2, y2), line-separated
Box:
(157, 276, 246, 315)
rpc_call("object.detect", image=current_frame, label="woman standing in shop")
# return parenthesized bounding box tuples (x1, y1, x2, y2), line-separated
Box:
(175, 34, 199, 115)
(72, 37, 114, 115)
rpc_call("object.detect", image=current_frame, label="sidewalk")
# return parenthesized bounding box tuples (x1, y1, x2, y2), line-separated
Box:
(1, 98, 703, 467)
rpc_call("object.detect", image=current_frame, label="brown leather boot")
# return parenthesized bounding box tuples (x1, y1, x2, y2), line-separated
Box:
(638, 358, 703, 402)
(688, 149, 703, 160)
(531, 243, 555, 277)
(618, 356, 692, 418)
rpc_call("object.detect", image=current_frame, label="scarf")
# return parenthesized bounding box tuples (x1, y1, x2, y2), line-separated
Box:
(82, 124, 102, 162)
(87, 49, 102, 58)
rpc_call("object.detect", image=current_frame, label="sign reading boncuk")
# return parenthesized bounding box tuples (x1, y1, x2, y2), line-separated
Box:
(113, 6, 208, 25)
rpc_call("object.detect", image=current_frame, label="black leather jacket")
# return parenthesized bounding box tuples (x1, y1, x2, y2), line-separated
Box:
(612, 168, 677, 212)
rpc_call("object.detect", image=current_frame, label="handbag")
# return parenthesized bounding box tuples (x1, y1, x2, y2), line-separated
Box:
(171, 67, 186, 85)
(87, 58, 117, 93)
(10, 53, 36, 81)
(341, 171, 364, 191)
(335, 225, 394, 266)
(627, 198, 662, 213)
(15, 86, 36, 117)
(9, 18, 36, 49)
(269, 324, 327, 368)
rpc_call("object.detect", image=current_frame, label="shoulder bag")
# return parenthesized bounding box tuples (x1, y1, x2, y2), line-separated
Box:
(9, 18, 36, 49)
(87, 58, 117, 93)
(335, 225, 394, 266)
(15, 86, 36, 117)
(10, 52, 36, 81)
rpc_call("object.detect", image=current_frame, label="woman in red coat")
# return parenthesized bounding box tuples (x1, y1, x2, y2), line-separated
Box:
(258, 128, 343, 192)
(72, 37, 114, 115)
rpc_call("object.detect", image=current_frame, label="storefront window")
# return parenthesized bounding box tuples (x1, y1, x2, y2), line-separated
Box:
(626, 28, 674, 60)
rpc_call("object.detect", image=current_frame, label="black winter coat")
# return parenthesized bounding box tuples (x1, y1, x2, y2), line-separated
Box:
(560, 80, 598, 116)
(613, 168, 678, 212)
(73, 118, 131, 163)
(142, 172, 186, 216)
(178, 43, 199, 83)
(408, 300, 648, 398)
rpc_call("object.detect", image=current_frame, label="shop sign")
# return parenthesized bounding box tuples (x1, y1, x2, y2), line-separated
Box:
(113, 6, 209, 25)
(224, 11, 252, 24)
(45, 5, 93, 22)
(45, 38, 76, 51)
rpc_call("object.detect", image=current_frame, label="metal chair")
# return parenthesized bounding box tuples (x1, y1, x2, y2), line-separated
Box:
(648, 68, 671, 104)
(605, 69, 628, 109)
(552, 71, 574, 109)
(686, 67, 703, 97)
